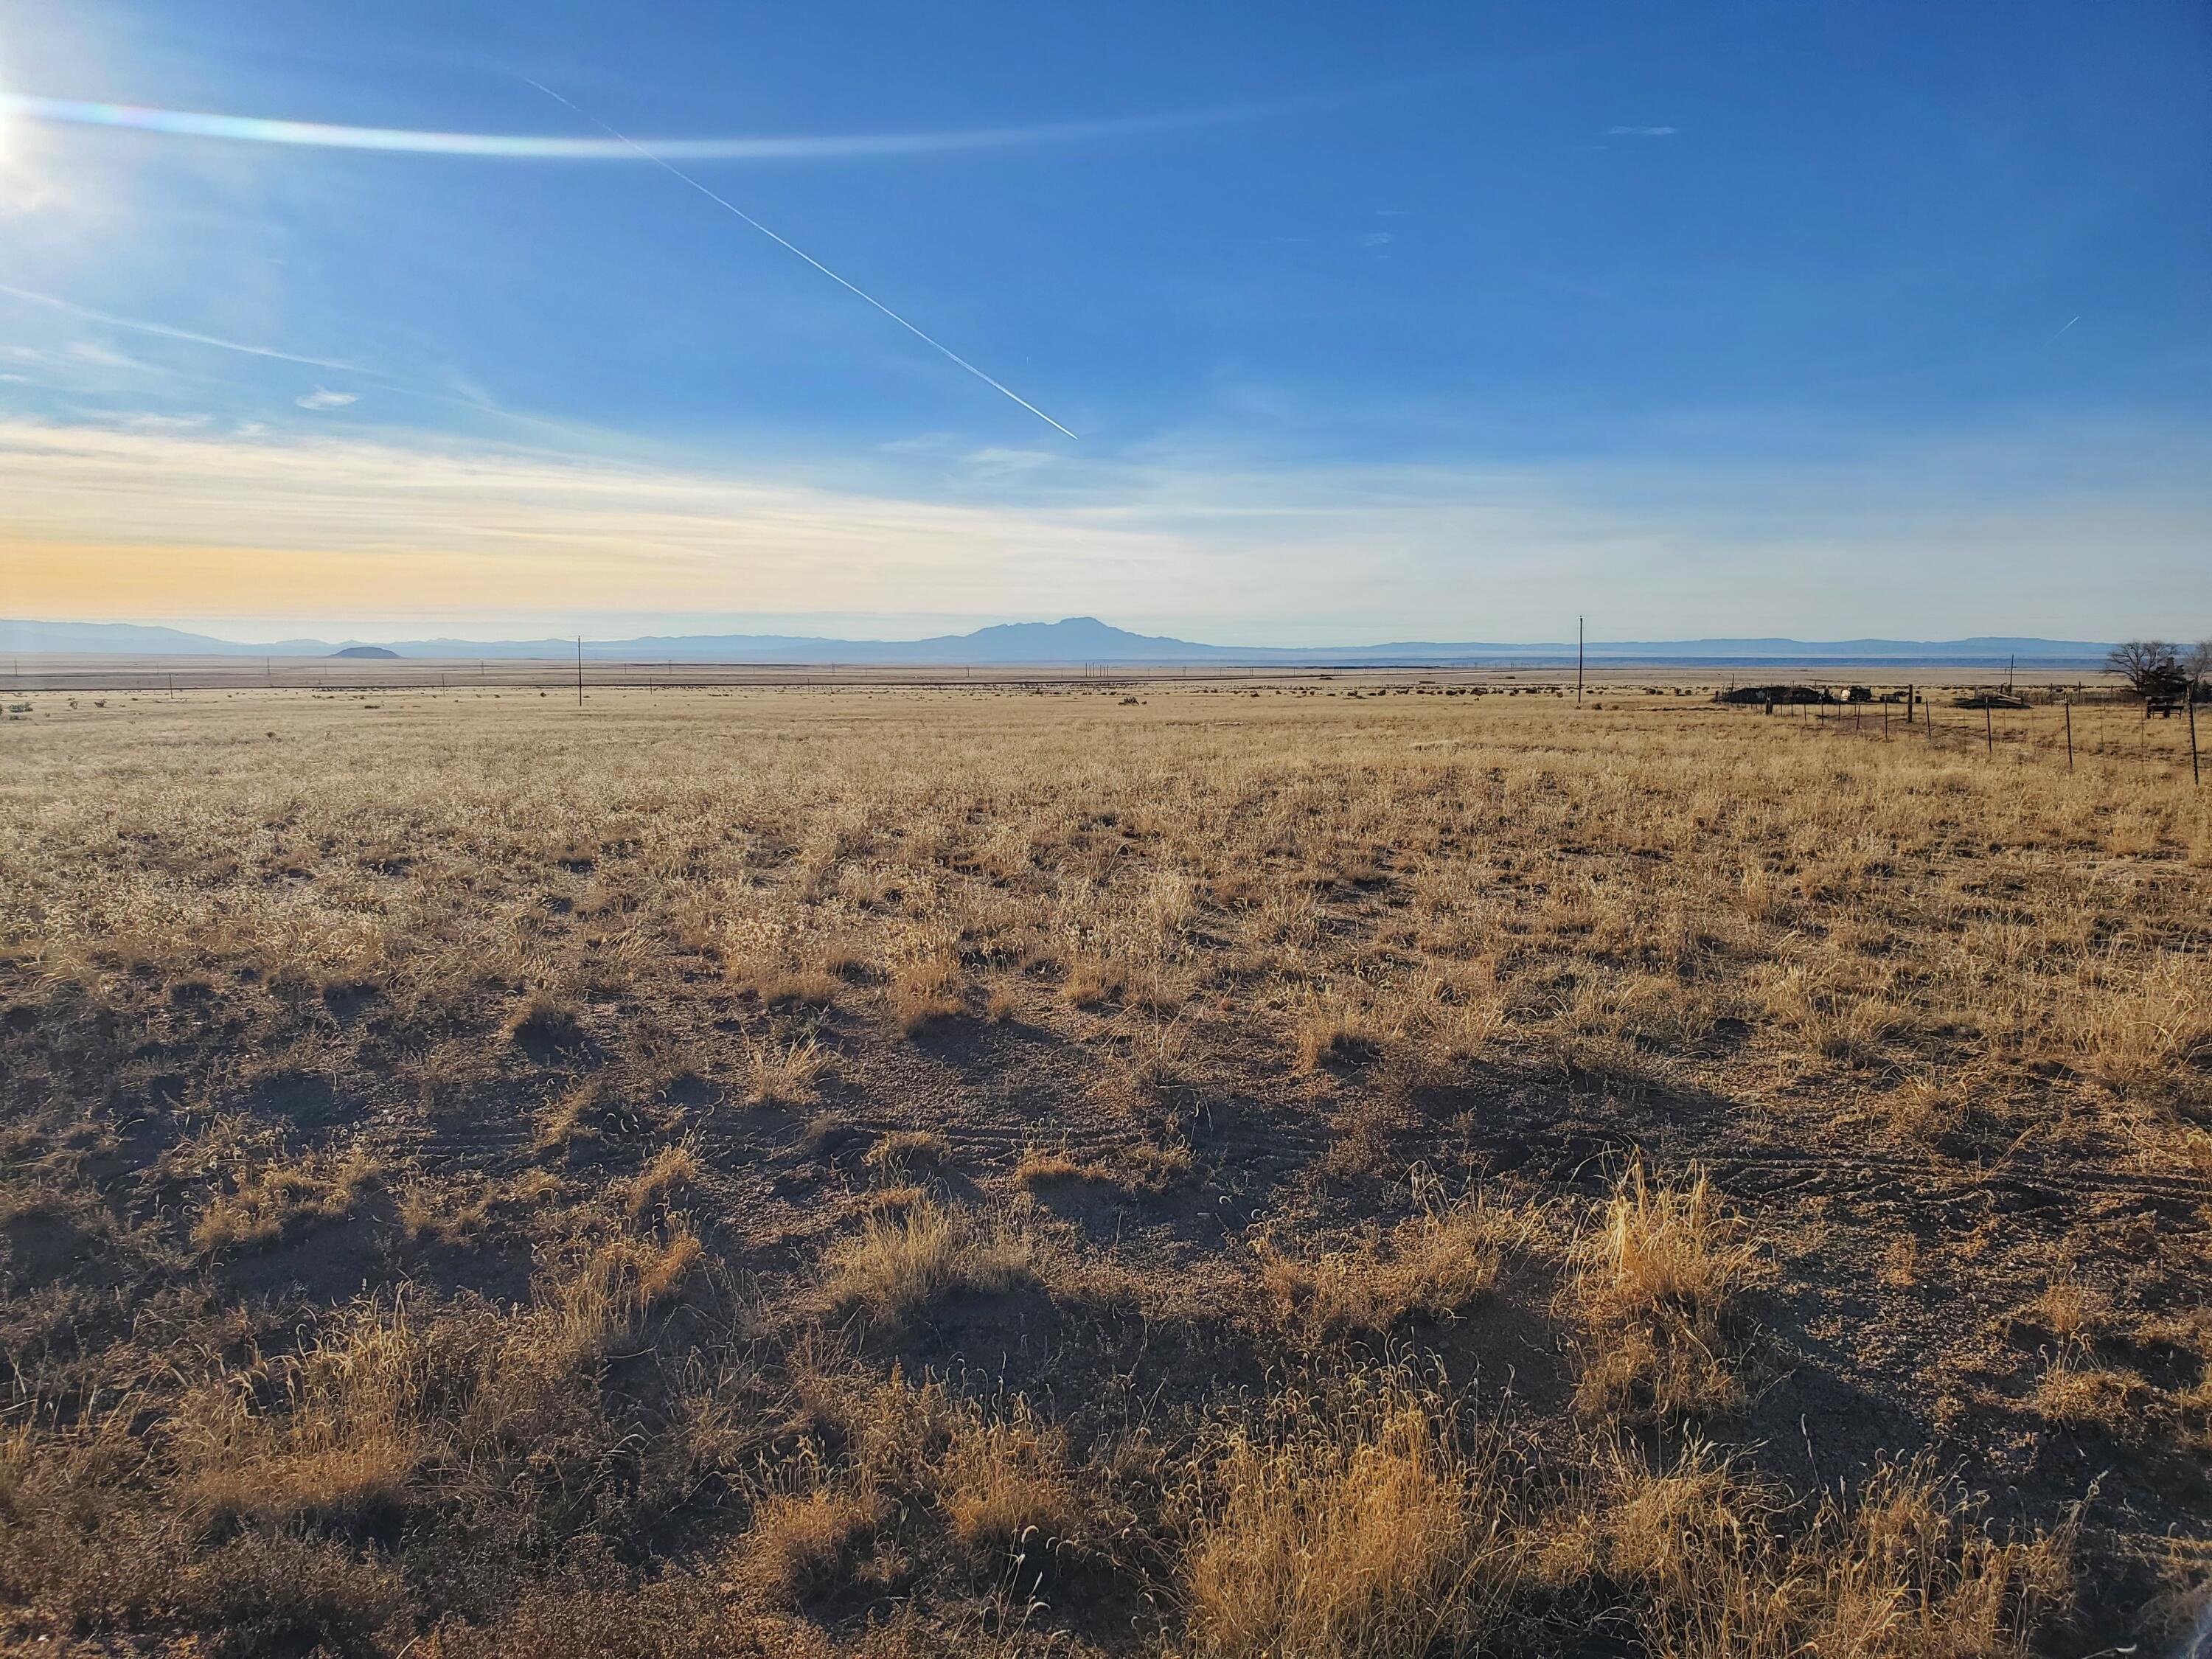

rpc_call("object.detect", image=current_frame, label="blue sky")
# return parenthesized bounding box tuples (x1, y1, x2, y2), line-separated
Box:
(1, 0, 2207, 644)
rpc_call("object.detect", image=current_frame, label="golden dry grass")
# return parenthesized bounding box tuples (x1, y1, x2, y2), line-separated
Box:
(0, 680, 2204, 1653)
(1569, 1164, 1760, 1422)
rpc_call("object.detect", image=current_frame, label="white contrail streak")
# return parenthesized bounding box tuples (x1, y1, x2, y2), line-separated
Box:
(525, 80, 1077, 439)
(0, 282, 361, 370)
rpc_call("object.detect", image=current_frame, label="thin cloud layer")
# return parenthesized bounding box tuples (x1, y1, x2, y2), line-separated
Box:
(1, 419, 2203, 641)
(0, 283, 360, 370)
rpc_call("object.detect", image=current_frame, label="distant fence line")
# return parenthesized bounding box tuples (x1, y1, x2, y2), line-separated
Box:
(1731, 687, 2204, 785)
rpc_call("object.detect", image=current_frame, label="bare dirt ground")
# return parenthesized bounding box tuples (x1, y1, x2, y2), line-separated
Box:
(1, 683, 2206, 1657)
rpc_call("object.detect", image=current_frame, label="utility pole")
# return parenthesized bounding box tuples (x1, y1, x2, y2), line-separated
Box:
(1576, 616, 1584, 708)
(576, 636, 584, 707)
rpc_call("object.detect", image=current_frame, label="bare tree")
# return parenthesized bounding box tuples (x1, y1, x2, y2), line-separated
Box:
(2186, 639, 2212, 700)
(2105, 640, 2185, 699)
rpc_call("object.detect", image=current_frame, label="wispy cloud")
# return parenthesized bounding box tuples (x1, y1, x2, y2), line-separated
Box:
(296, 388, 359, 411)
(0, 283, 360, 370)
(66, 341, 145, 369)
(963, 446, 1060, 479)
(1, 417, 2204, 641)
(1604, 125, 1677, 137)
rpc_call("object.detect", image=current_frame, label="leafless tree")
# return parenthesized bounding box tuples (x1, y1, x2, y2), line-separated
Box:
(2185, 639, 2212, 698)
(2105, 640, 2185, 698)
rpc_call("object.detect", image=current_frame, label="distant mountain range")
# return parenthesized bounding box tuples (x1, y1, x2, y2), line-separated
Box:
(0, 616, 2124, 668)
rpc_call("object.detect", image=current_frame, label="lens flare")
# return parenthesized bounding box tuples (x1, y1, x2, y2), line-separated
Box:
(0, 90, 1298, 161)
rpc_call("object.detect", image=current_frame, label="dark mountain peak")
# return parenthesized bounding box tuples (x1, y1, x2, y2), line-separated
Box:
(973, 616, 1123, 638)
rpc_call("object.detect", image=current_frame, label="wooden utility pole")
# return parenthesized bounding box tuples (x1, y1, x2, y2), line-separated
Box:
(2190, 690, 2201, 787)
(1576, 616, 1583, 708)
(2065, 701, 2073, 772)
(576, 636, 584, 706)
(1984, 703, 1993, 757)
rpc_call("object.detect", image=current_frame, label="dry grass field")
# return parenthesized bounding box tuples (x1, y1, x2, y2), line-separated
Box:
(1, 682, 2208, 1656)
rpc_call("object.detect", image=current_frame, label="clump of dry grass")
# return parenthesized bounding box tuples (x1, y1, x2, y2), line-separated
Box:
(1014, 1137, 1194, 1198)
(634, 1222, 703, 1304)
(1255, 1197, 1515, 1348)
(1599, 1444, 2076, 1658)
(175, 1314, 424, 1531)
(745, 1037, 827, 1106)
(742, 1483, 892, 1603)
(2032, 1340, 2148, 1434)
(936, 1399, 1083, 1560)
(399, 1176, 497, 1244)
(1180, 1385, 1517, 1658)
(749, 965, 842, 1008)
(1294, 997, 1380, 1072)
(191, 1149, 381, 1252)
(1060, 954, 1122, 1008)
(1569, 1164, 1758, 1421)
(821, 1197, 1037, 1324)
(2020, 1278, 2113, 1343)
(1013, 1146, 1085, 1186)
(888, 951, 964, 1033)
(504, 987, 588, 1050)
(535, 1077, 606, 1152)
(1112, 1138, 1195, 1194)
(864, 1128, 950, 1178)
(2061, 952, 2212, 1105)
(1125, 1016, 1190, 1095)
(625, 1143, 700, 1218)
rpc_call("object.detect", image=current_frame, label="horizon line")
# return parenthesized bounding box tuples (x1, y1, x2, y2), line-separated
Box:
(0, 615, 2135, 658)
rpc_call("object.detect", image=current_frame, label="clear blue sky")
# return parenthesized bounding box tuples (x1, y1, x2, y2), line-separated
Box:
(1, 1, 2206, 643)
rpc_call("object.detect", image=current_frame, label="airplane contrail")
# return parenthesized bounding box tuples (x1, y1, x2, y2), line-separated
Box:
(0, 282, 362, 370)
(525, 79, 1077, 440)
